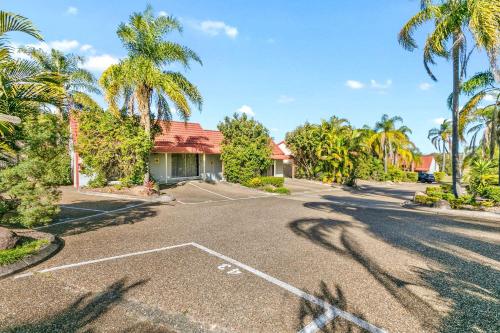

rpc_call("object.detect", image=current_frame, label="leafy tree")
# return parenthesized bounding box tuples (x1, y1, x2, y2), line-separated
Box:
(218, 113, 272, 183)
(285, 123, 321, 178)
(399, 0, 500, 197)
(100, 6, 202, 184)
(20, 47, 100, 116)
(21, 114, 71, 185)
(75, 109, 153, 186)
(428, 119, 452, 172)
(0, 158, 61, 227)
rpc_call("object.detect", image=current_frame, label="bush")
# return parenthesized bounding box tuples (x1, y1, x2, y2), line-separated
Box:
(480, 186, 500, 203)
(76, 110, 152, 186)
(0, 159, 61, 227)
(448, 194, 474, 209)
(273, 187, 290, 195)
(245, 177, 263, 188)
(405, 171, 418, 182)
(414, 194, 439, 206)
(387, 167, 405, 182)
(260, 176, 284, 187)
(218, 113, 272, 183)
(0, 238, 48, 266)
(434, 171, 446, 183)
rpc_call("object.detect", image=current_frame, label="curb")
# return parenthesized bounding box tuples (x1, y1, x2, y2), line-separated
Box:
(78, 190, 175, 203)
(402, 202, 500, 222)
(0, 232, 63, 280)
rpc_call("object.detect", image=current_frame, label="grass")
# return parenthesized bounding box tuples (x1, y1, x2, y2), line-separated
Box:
(0, 238, 49, 266)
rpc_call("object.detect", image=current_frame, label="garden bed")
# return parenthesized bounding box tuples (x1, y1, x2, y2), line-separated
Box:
(243, 176, 291, 195)
(0, 229, 60, 278)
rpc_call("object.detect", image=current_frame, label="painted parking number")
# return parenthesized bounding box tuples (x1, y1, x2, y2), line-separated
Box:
(217, 263, 242, 275)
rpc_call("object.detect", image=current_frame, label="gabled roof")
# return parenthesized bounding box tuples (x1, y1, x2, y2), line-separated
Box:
(154, 121, 223, 154)
(153, 121, 288, 159)
(414, 155, 435, 172)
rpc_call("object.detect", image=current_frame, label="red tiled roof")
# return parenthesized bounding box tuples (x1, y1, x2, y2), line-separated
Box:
(414, 155, 434, 172)
(153, 121, 287, 159)
(153, 121, 222, 154)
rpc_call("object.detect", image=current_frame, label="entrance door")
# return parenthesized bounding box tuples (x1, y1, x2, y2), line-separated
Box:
(171, 154, 199, 178)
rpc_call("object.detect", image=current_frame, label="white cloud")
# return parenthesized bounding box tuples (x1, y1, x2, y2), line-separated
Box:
(50, 39, 80, 51)
(370, 79, 392, 89)
(345, 80, 364, 89)
(236, 105, 255, 116)
(66, 7, 78, 15)
(277, 95, 295, 104)
(197, 20, 238, 38)
(419, 82, 432, 91)
(483, 93, 497, 102)
(82, 54, 119, 72)
(433, 117, 448, 124)
(80, 44, 93, 52)
(158, 11, 168, 17)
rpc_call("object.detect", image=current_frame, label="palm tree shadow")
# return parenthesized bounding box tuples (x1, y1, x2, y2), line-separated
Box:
(297, 281, 366, 333)
(292, 199, 500, 332)
(1, 278, 150, 333)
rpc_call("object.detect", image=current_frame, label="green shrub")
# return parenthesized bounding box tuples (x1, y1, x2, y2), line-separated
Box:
(273, 187, 290, 195)
(480, 186, 500, 203)
(87, 174, 107, 188)
(245, 177, 263, 188)
(414, 194, 439, 206)
(448, 194, 474, 209)
(388, 167, 405, 182)
(260, 176, 284, 187)
(434, 171, 446, 183)
(405, 171, 418, 182)
(0, 159, 61, 227)
(425, 186, 442, 196)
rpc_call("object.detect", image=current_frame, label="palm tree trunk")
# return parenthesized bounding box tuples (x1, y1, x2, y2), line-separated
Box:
(383, 144, 388, 173)
(137, 85, 152, 185)
(451, 33, 463, 197)
(442, 140, 446, 172)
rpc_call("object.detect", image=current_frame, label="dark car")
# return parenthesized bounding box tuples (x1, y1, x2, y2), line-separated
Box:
(418, 172, 435, 183)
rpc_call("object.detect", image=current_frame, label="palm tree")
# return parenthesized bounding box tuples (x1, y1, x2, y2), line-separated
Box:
(369, 114, 412, 173)
(0, 11, 42, 59)
(20, 47, 100, 116)
(428, 119, 452, 172)
(100, 6, 203, 184)
(399, 0, 499, 197)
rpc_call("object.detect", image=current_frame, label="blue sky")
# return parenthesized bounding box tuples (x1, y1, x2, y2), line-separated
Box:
(4, 0, 492, 153)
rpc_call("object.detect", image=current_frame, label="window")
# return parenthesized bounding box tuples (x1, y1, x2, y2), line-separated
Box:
(171, 154, 199, 178)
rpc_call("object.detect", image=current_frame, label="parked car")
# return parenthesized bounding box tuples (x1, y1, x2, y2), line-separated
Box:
(418, 172, 435, 183)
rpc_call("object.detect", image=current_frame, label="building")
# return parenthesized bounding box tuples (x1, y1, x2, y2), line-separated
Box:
(413, 155, 439, 174)
(71, 120, 290, 187)
(277, 141, 295, 178)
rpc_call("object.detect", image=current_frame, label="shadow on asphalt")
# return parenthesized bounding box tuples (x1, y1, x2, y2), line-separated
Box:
(0, 278, 158, 333)
(291, 197, 500, 332)
(49, 202, 162, 237)
(297, 281, 366, 332)
(345, 183, 424, 201)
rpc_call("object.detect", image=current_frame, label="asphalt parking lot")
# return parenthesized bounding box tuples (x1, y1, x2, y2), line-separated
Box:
(1, 179, 498, 333)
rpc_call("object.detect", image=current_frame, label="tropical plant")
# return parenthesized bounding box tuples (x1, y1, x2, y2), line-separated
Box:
(100, 6, 203, 184)
(467, 158, 498, 195)
(399, 0, 500, 197)
(218, 113, 272, 184)
(369, 114, 413, 173)
(20, 47, 100, 116)
(428, 119, 452, 172)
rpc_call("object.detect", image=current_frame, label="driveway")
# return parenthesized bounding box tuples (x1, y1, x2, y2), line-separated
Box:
(0, 181, 497, 332)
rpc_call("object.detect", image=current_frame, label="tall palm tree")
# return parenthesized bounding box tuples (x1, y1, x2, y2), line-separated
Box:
(399, 0, 499, 197)
(20, 47, 100, 116)
(428, 119, 452, 171)
(369, 114, 412, 173)
(100, 6, 203, 184)
(0, 11, 42, 59)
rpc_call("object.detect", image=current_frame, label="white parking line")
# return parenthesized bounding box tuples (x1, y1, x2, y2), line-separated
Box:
(188, 182, 235, 200)
(60, 205, 106, 212)
(298, 308, 337, 333)
(35, 202, 150, 230)
(13, 243, 192, 279)
(13, 242, 387, 333)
